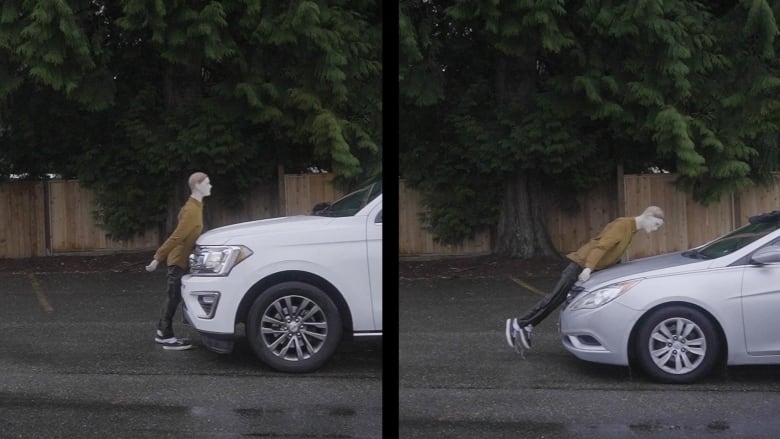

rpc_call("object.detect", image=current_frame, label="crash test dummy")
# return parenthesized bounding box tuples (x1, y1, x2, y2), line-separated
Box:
(505, 206, 665, 356)
(146, 172, 212, 350)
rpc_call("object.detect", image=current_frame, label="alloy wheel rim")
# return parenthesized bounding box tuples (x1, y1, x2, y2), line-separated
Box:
(260, 294, 328, 362)
(648, 317, 706, 375)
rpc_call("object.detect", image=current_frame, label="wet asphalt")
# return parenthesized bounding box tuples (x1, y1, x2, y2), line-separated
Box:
(400, 276, 780, 439)
(0, 271, 382, 438)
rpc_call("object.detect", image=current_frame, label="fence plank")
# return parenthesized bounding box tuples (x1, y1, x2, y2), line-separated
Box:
(544, 183, 618, 254)
(48, 180, 159, 253)
(283, 174, 344, 216)
(735, 175, 780, 225)
(684, 194, 734, 249)
(207, 185, 278, 229)
(399, 180, 491, 257)
(0, 181, 45, 258)
(624, 174, 688, 259)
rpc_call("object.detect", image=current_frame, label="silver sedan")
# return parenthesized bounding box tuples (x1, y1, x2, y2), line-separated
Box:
(559, 216, 780, 383)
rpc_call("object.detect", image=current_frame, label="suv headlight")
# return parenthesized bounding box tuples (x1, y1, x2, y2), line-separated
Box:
(189, 245, 253, 276)
(568, 279, 642, 311)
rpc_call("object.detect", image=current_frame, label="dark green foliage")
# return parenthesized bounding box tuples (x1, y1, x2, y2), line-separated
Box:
(0, 0, 381, 239)
(400, 0, 780, 248)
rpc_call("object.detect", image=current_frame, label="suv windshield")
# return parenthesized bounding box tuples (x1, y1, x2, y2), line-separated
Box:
(684, 221, 780, 259)
(313, 180, 382, 217)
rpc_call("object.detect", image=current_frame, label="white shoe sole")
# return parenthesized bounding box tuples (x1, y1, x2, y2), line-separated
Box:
(505, 319, 515, 348)
(156, 336, 191, 347)
(162, 344, 193, 351)
(517, 329, 531, 350)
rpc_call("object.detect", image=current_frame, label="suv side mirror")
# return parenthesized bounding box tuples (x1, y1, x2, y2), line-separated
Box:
(312, 202, 331, 214)
(751, 245, 780, 265)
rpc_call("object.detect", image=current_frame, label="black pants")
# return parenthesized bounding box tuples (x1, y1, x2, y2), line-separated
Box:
(517, 262, 581, 327)
(157, 265, 186, 337)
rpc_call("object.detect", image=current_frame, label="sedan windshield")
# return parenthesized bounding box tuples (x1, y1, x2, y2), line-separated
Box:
(685, 222, 780, 259)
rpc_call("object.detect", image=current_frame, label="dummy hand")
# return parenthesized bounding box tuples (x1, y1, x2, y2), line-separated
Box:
(145, 259, 159, 272)
(578, 268, 592, 282)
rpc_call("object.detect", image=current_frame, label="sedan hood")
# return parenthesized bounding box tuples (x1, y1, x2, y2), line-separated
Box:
(582, 252, 702, 287)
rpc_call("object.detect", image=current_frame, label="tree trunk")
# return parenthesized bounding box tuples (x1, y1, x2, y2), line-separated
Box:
(493, 172, 560, 258)
(492, 51, 551, 258)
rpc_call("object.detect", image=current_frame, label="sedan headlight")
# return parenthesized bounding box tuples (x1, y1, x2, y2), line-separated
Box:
(189, 245, 253, 276)
(568, 279, 642, 311)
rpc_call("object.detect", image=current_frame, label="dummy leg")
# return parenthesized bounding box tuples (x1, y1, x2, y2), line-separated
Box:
(506, 262, 581, 354)
(517, 262, 581, 326)
(157, 265, 185, 338)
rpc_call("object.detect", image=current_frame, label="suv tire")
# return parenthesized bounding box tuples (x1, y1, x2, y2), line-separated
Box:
(247, 281, 342, 373)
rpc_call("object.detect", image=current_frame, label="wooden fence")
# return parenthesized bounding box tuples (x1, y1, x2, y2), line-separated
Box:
(622, 173, 780, 259)
(0, 182, 46, 258)
(48, 181, 160, 253)
(401, 173, 780, 260)
(544, 182, 618, 257)
(397, 179, 625, 258)
(398, 181, 492, 257)
(0, 174, 342, 258)
(5, 173, 780, 259)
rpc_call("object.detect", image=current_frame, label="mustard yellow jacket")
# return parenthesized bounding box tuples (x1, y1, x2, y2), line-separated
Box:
(154, 197, 204, 269)
(566, 217, 637, 271)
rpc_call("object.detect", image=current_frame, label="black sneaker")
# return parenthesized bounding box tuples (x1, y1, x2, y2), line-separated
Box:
(159, 337, 193, 351)
(505, 318, 532, 351)
(154, 329, 173, 343)
(519, 324, 533, 351)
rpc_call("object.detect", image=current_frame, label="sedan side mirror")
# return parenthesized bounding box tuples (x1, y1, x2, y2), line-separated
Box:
(750, 245, 780, 265)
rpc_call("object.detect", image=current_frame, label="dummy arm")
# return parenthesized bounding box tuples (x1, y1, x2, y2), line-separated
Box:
(145, 211, 199, 272)
(579, 230, 623, 282)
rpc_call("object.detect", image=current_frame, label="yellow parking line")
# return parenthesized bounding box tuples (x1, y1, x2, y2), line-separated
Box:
(27, 273, 54, 313)
(509, 276, 545, 297)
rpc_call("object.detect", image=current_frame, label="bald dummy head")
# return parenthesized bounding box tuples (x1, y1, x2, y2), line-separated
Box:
(188, 172, 208, 189)
(636, 206, 664, 233)
(188, 172, 211, 200)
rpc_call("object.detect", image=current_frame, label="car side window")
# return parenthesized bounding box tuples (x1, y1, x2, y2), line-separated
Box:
(698, 222, 780, 259)
(768, 237, 780, 246)
(375, 210, 382, 224)
(730, 234, 780, 266)
(750, 236, 780, 255)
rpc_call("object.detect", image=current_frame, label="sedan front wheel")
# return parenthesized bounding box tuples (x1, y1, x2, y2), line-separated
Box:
(635, 305, 722, 384)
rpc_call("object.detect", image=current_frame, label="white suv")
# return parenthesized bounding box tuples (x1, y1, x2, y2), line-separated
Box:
(181, 182, 382, 372)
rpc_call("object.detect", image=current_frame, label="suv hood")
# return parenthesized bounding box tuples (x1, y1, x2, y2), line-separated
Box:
(581, 252, 704, 288)
(198, 215, 333, 244)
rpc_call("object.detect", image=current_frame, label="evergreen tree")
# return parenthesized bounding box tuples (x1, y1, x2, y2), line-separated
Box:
(0, 0, 115, 179)
(400, 0, 780, 257)
(0, 0, 382, 238)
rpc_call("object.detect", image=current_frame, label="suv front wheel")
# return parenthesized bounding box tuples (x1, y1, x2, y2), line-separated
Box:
(247, 281, 343, 373)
